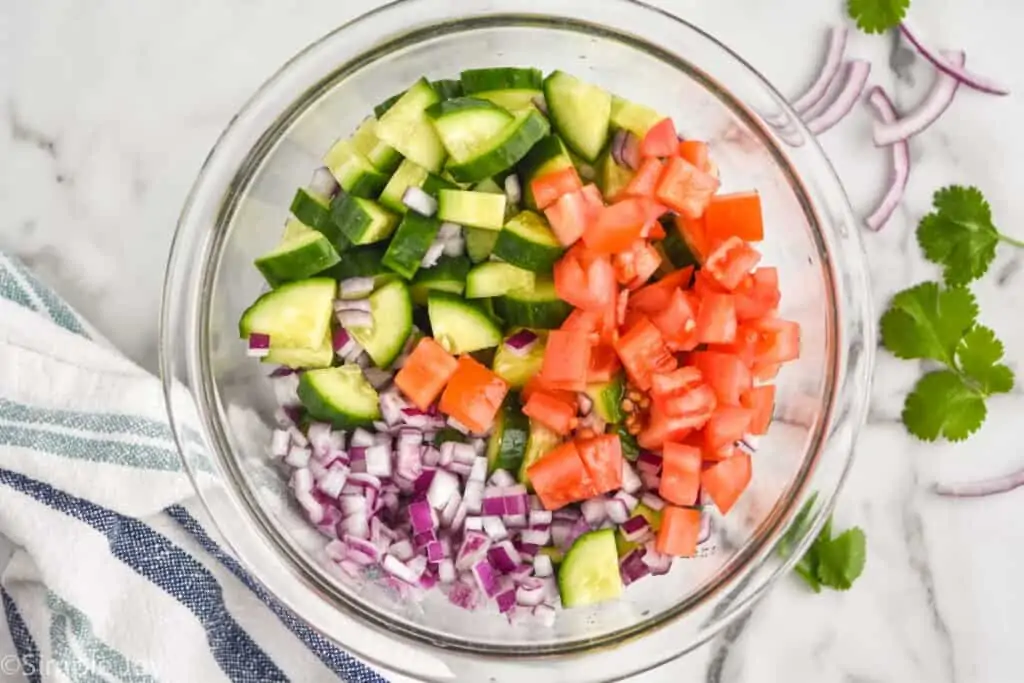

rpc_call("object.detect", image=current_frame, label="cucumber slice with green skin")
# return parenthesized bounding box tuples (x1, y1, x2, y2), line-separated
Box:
(558, 529, 623, 608)
(322, 140, 389, 198)
(465, 262, 535, 299)
(298, 366, 382, 428)
(348, 279, 413, 368)
(410, 255, 470, 305)
(464, 227, 499, 264)
(493, 211, 564, 273)
(426, 98, 515, 162)
(381, 212, 442, 280)
(517, 135, 575, 209)
(437, 190, 507, 230)
(460, 67, 544, 112)
(433, 427, 468, 445)
(595, 145, 636, 202)
(319, 244, 396, 285)
(263, 330, 334, 369)
(609, 95, 665, 139)
(254, 229, 341, 288)
(585, 374, 626, 424)
(427, 291, 503, 354)
(350, 117, 403, 174)
(289, 189, 335, 234)
(543, 70, 612, 163)
(380, 159, 458, 215)
(495, 277, 573, 329)
(282, 218, 314, 242)
(486, 393, 530, 474)
(422, 171, 458, 196)
(376, 78, 447, 172)
(492, 329, 547, 389)
(238, 278, 336, 349)
(473, 178, 504, 195)
(374, 79, 464, 119)
(517, 420, 561, 486)
(446, 109, 551, 183)
(614, 424, 640, 462)
(537, 546, 565, 565)
(659, 220, 700, 270)
(331, 195, 400, 246)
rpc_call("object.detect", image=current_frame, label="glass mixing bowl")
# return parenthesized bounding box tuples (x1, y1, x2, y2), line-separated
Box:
(160, 0, 874, 680)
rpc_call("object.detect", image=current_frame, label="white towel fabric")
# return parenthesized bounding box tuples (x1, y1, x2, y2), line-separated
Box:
(0, 252, 395, 683)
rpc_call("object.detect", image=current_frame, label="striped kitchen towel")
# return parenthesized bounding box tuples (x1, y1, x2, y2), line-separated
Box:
(0, 252, 395, 683)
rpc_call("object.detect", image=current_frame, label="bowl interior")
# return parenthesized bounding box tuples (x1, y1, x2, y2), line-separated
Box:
(202, 16, 835, 654)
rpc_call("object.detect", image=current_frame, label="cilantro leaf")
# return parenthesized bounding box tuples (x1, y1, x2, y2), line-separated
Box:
(957, 325, 1015, 395)
(847, 0, 910, 34)
(815, 528, 867, 591)
(880, 282, 977, 365)
(903, 370, 986, 442)
(917, 186, 999, 285)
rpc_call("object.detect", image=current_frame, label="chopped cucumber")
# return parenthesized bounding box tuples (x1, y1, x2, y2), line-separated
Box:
(659, 219, 700, 269)
(460, 67, 544, 112)
(380, 159, 458, 215)
(493, 211, 564, 273)
(495, 277, 573, 329)
(433, 427, 468, 445)
(375, 79, 463, 119)
(517, 420, 562, 486)
(297, 366, 381, 428)
(543, 70, 612, 162)
(426, 97, 515, 162)
(427, 291, 503, 354)
(585, 374, 626, 424)
(558, 529, 623, 608)
(289, 189, 335, 235)
(382, 212, 442, 280)
(350, 117, 403, 174)
(517, 134, 575, 209)
(320, 244, 397, 286)
(595, 144, 636, 202)
(322, 139, 389, 198)
(410, 255, 470, 305)
(331, 195, 400, 246)
(437, 190, 506, 230)
(263, 329, 334, 369)
(464, 227, 500, 264)
(492, 329, 547, 389)
(465, 262, 535, 299)
(485, 393, 530, 474)
(348, 279, 413, 368)
(254, 226, 341, 288)
(376, 78, 447, 172)
(473, 177, 504, 195)
(537, 546, 565, 565)
(609, 95, 665, 139)
(238, 278, 336, 350)
(446, 109, 550, 183)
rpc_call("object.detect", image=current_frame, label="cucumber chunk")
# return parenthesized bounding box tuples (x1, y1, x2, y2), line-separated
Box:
(517, 420, 561, 486)
(460, 67, 544, 112)
(298, 366, 381, 428)
(658, 219, 700, 270)
(609, 95, 665, 139)
(517, 135, 575, 209)
(427, 291, 503, 354)
(375, 79, 463, 119)
(493, 210, 564, 273)
(495, 277, 573, 329)
(263, 329, 334, 369)
(254, 226, 341, 288)
(376, 78, 447, 172)
(595, 144, 636, 202)
(238, 278, 336, 350)
(446, 109, 551, 183)
(464, 227, 500, 264)
(382, 212, 442, 280)
(465, 262, 535, 299)
(492, 329, 547, 389)
(379, 159, 457, 215)
(289, 189, 335, 234)
(543, 70, 612, 163)
(585, 374, 626, 424)
(410, 255, 470, 305)
(331, 195, 400, 246)
(350, 117, 403, 174)
(320, 244, 396, 286)
(322, 139, 389, 198)
(486, 393, 530, 474)
(348, 279, 413, 368)
(558, 529, 623, 608)
(426, 97, 515, 162)
(437, 190, 507, 230)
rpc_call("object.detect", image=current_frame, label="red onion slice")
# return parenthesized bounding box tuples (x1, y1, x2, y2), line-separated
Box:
(338, 277, 375, 300)
(247, 333, 271, 357)
(900, 24, 1008, 96)
(934, 468, 1024, 498)
(804, 60, 871, 135)
(421, 240, 445, 268)
(504, 329, 538, 353)
(864, 87, 910, 231)
(334, 298, 371, 313)
(337, 309, 373, 330)
(402, 186, 439, 217)
(792, 27, 851, 114)
(308, 166, 340, 198)
(504, 174, 523, 205)
(874, 50, 965, 147)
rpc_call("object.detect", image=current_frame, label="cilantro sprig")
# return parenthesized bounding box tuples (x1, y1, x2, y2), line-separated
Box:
(794, 517, 867, 593)
(881, 282, 1014, 441)
(918, 186, 1024, 286)
(847, 0, 911, 34)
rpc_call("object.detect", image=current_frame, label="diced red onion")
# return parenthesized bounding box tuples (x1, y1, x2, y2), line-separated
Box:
(464, 516, 483, 532)
(528, 510, 552, 528)
(482, 516, 509, 541)
(620, 515, 651, 543)
(488, 469, 516, 487)
(550, 520, 572, 549)
(611, 129, 628, 167)
(641, 542, 673, 575)
(345, 536, 382, 565)
(439, 492, 463, 527)
(420, 240, 445, 268)
(463, 480, 484, 514)
(383, 554, 424, 584)
(285, 445, 312, 469)
(339, 495, 368, 517)
(621, 131, 641, 170)
(339, 277, 375, 300)
(426, 541, 446, 562)
(455, 531, 492, 571)
(515, 583, 546, 607)
(533, 604, 556, 627)
(325, 539, 347, 563)
(620, 548, 651, 586)
(503, 514, 527, 529)
(504, 174, 523, 205)
(317, 464, 350, 499)
(472, 560, 501, 597)
(309, 166, 340, 198)
(247, 333, 271, 357)
(350, 428, 375, 448)
(270, 429, 290, 459)
(362, 367, 393, 390)
(520, 528, 551, 546)
(620, 461, 643, 495)
(363, 444, 392, 478)
(408, 500, 436, 533)
(503, 329, 538, 355)
(308, 458, 328, 481)
(402, 186, 438, 217)
(414, 529, 437, 548)
(389, 539, 415, 562)
(864, 87, 910, 231)
(437, 559, 456, 583)
(636, 451, 662, 474)
(552, 507, 581, 522)
(934, 468, 1024, 498)
(379, 390, 407, 427)
(580, 498, 606, 526)
(337, 309, 374, 330)
(422, 445, 441, 467)
(468, 457, 488, 483)
(395, 438, 424, 482)
(899, 24, 1008, 96)
(563, 517, 591, 550)
(488, 540, 523, 572)
(339, 512, 369, 539)
(447, 578, 482, 610)
(449, 500, 469, 532)
(640, 492, 665, 511)
(605, 497, 631, 525)
(287, 426, 309, 448)
(804, 60, 871, 135)
(532, 554, 553, 578)
(874, 50, 965, 146)
(494, 586, 517, 613)
(452, 442, 477, 465)
(447, 416, 471, 435)
(347, 472, 382, 492)
(427, 469, 460, 510)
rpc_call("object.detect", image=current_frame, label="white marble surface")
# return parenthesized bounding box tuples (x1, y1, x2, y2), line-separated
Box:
(3, 0, 1024, 681)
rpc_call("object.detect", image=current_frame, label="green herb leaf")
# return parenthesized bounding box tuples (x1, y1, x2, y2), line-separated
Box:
(902, 370, 987, 442)
(957, 325, 1015, 395)
(880, 282, 977, 365)
(847, 0, 911, 34)
(917, 186, 998, 285)
(793, 516, 866, 593)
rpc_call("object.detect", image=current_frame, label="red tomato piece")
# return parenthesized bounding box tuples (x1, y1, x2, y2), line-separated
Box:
(554, 246, 617, 312)
(748, 317, 800, 365)
(587, 344, 622, 383)
(741, 385, 776, 435)
(659, 442, 702, 506)
(678, 140, 710, 172)
(639, 400, 702, 450)
(733, 267, 781, 321)
(650, 288, 700, 352)
(656, 506, 702, 557)
(650, 366, 703, 398)
(580, 183, 606, 212)
(393, 337, 459, 411)
(614, 240, 663, 289)
(690, 351, 753, 406)
(541, 329, 592, 392)
(656, 156, 721, 220)
(613, 316, 677, 391)
(701, 451, 752, 514)
(438, 356, 509, 433)
(630, 267, 695, 313)
(583, 198, 649, 254)
(704, 191, 764, 243)
(522, 375, 577, 406)
(703, 406, 754, 451)
(528, 441, 598, 510)
(576, 434, 624, 494)
(657, 384, 717, 424)
(641, 118, 679, 158)
(532, 166, 583, 210)
(703, 237, 762, 291)
(752, 362, 781, 381)
(523, 390, 578, 436)
(623, 158, 664, 198)
(695, 292, 738, 345)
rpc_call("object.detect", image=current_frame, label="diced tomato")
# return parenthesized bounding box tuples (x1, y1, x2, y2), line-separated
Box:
(690, 351, 752, 406)
(657, 384, 717, 424)
(523, 390, 578, 435)
(630, 267, 695, 312)
(580, 183, 606, 212)
(650, 366, 702, 399)
(562, 307, 615, 346)
(545, 187, 599, 246)
(528, 441, 598, 510)
(695, 292, 737, 344)
(741, 385, 776, 435)
(704, 191, 764, 243)
(438, 356, 509, 434)
(583, 199, 649, 253)
(752, 362, 781, 381)
(641, 118, 679, 158)
(713, 324, 760, 367)
(613, 316, 677, 391)
(639, 401, 700, 450)
(748, 317, 800, 365)
(659, 442, 702, 506)
(541, 329, 592, 392)
(645, 220, 667, 240)
(701, 441, 737, 463)
(393, 337, 458, 411)
(701, 451, 752, 515)
(656, 505, 701, 557)
(576, 434, 624, 494)
(703, 406, 754, 451)
(522, 375, 577, 406)
(614, 240, 662, 289)
(733, 267, 781, 321)
(554, 245, 617, 312)
(656, 156, 721, 220)
(703, 237, 762, 291)
(623, 158, 664, 198)
(678, 140, 710, 172)
(650, 288, 700, 352)
(587, 344, 621, 383)
(532, 166, 583, 210)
